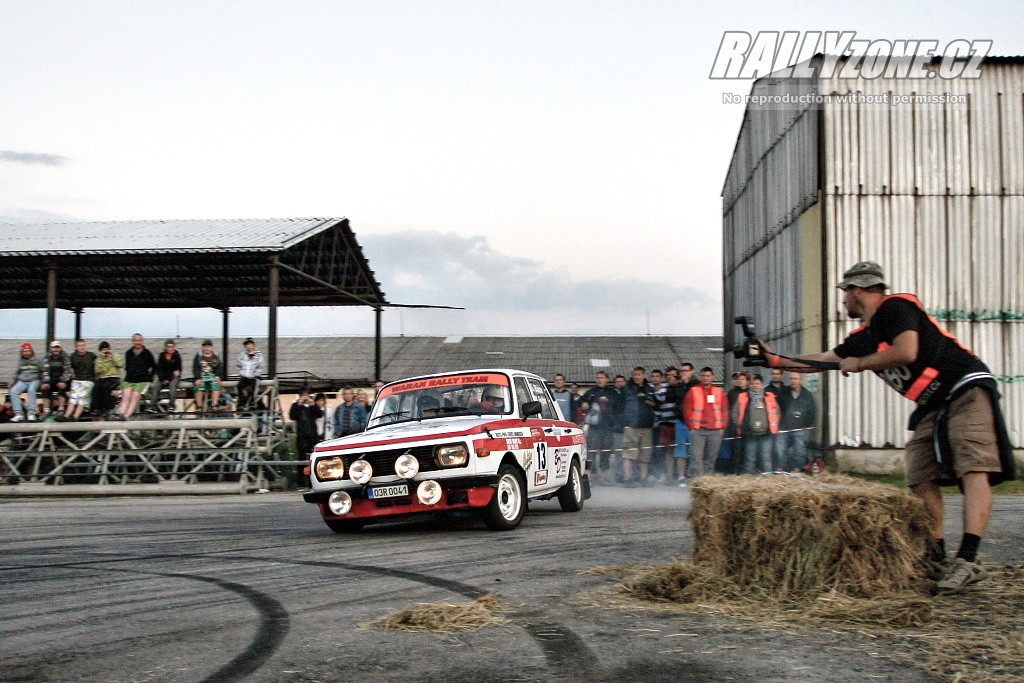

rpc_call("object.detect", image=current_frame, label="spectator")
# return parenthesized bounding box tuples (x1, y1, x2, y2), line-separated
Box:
(9, 342, 42, 422)
(733, 373, 780, 474)
(235, 338, 265, 409)
(682, 367, 728, 480)
(672, 363, 700, 485)
(722, 371, 750, 474)
(333, 387, 367, 436)
(651, 369, 677, 485)
(579, 371, 617, 485)
(776, 372, 817, 472)
(765, 368, 785, 398)
(148, 339, 183, 413)
(621, 367, 657, 486)
(39, 341, 73, 415)
(550, 373, 574, 422)
(116, 333, 155, 419)
(355, 388, 371, 412)
(192, 340, 223, 412)
(64, 339, 97, 421)
(289, 387, 321, 488)
(314, 392, 334, 441)
(93, 341, 124, 416)
(607, 374, 628, 483)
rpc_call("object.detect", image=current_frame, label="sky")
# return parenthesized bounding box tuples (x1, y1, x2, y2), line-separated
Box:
(3, 0, 1023, 340)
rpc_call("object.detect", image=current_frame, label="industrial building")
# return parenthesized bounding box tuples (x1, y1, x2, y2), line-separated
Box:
(722, 55, 1024, 472)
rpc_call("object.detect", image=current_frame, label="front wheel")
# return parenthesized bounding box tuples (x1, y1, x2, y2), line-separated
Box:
(557, 459, 585, 512)
(482, 463, 527, 530)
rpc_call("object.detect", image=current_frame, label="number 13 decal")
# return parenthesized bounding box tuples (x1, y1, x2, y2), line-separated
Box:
(534, 442, 547, 470)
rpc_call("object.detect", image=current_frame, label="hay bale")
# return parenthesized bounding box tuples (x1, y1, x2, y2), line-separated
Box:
(363, 594, 510, 632)
(687, 474, 933, 597)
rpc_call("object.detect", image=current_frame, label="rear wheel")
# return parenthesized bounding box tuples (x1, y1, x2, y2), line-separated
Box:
(557, 459, 585, 512)
(482, 463, 527, 530)
(324, 518, 364, 534)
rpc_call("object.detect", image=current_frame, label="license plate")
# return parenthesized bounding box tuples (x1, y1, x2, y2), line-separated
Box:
(367, 483, 409, 499)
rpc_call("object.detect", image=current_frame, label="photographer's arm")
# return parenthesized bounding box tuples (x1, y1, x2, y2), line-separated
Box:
(759, 341, 839, 373)
(837, 330, 918, 374)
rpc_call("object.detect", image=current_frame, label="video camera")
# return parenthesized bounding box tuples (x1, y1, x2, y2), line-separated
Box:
(731, 316, 767, 367)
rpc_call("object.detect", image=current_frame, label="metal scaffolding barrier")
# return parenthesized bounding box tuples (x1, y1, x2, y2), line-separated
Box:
(0, 379, 294, 495)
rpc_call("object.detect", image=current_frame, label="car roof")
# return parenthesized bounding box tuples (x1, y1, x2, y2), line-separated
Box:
(382, 368, 546, 386)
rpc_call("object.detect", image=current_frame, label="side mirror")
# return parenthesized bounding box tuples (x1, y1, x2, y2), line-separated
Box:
(520, 401, 542, 420)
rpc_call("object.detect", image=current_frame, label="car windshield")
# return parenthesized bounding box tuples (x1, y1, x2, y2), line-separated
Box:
(367, 373, 514, 428)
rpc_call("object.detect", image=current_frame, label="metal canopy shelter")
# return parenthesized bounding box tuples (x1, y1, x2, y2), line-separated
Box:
(0, 217, 388, 378)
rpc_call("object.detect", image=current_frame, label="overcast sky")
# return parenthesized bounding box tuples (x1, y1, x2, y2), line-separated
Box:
(3, 0, 1022, 339)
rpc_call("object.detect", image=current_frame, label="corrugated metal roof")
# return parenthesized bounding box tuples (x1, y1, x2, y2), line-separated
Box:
(0, 218, 339, 256)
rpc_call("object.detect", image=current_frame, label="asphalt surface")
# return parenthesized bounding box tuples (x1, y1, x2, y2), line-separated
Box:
(2, 483, 1022, 683)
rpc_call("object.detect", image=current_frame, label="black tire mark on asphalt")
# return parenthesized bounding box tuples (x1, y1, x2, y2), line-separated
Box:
(59, 565, 290, 683)
(12, 553, 603, 681)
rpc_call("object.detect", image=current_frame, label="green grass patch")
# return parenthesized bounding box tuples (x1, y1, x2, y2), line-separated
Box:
(848, 472, 1024, 495)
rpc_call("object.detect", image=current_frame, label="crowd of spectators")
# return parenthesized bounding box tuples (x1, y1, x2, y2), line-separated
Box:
(2, 335, 267, 422)
(571, 364, 818, 487)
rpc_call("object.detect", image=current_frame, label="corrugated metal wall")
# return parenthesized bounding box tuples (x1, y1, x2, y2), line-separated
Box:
(724, 59, 1024, 451)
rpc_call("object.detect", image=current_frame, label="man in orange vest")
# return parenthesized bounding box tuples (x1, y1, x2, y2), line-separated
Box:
(732, 373, 779, 474)
(682, 367, 728, 480)
(761, 261, 1015, 596)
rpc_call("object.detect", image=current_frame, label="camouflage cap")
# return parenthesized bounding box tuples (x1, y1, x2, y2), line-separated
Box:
(837, 261, 888, 290)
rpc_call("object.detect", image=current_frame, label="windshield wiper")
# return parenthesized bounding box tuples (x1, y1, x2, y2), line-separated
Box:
(371, 410, 410, 424)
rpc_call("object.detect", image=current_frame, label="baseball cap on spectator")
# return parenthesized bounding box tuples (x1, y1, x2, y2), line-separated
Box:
(837, 261, 888, 290)
(202, 339, 213, 346)
(50, 340, 62, 348)
(21, 342, 33, 352)
(98, 341, 111, 350)
(243, 337, 255, 345)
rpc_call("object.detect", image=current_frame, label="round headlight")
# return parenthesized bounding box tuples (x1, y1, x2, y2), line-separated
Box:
(314, 456, 345, 481)
(417, 480, 443, 506)
(327, 490, 353, 516)
(395, 453, 420, 479)
(435, 444, 469, 467)
(349, 459, 373, 484)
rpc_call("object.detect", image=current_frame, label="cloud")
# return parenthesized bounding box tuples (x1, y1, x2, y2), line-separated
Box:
(360, 231, 722, 334)
(0, 150, 69, 166)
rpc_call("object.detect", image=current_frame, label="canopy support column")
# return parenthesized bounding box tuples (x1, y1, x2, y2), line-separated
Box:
(268, 261, 279, 378)
(45, 263, 57, 344)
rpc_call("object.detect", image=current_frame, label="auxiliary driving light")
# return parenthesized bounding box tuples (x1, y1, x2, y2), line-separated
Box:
(349, 459, 373, 484)
(416, 480, 443, 506)
(327, 490, 353, 516)
(395, 453, 420, 479)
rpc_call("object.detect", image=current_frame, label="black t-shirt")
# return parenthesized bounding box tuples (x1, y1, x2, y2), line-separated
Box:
(833, 294, 989, 427)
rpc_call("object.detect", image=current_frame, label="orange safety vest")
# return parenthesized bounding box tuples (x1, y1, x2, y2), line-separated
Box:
(854, 293, 976, 404)
(735, 392, 780, 436)
(684, 385, 727, 430)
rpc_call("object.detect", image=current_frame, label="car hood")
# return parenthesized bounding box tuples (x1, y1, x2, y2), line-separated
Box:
(315, 415, 497, 452)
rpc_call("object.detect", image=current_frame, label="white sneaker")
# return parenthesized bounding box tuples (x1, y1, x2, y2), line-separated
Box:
(11, 414, 25, 422)
(27, 413, 37, 422)
(935, 557, 988, 595)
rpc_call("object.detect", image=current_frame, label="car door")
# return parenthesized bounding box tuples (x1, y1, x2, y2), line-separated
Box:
(524, 377, 581, 491)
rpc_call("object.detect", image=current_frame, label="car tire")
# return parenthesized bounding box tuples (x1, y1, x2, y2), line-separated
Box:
(482, 463, 527, 531)
(324, 519, 364, 534)
(557, 458, 585, 512)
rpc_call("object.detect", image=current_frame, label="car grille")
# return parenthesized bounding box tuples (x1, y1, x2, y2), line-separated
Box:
(342, 445, 442, 476)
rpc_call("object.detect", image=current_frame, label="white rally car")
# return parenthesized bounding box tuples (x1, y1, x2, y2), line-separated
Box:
(303, 369, 590, 532)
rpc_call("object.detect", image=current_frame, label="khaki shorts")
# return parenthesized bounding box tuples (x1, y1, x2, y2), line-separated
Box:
(905, 386, 1002, 487)
(621, 426, 654, 463)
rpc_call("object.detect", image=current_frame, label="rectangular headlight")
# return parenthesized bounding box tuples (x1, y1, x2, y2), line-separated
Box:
(434, 444, 469, 467)
(315, 456, 346, 481)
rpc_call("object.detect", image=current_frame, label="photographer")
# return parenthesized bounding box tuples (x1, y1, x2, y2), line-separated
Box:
(289, 386, 321, 488)
(757, 261, 1015, 596)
